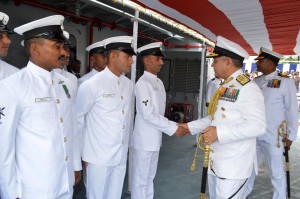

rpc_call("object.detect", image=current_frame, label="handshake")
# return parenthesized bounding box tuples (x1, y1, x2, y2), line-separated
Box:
(175, 123, 190, 137)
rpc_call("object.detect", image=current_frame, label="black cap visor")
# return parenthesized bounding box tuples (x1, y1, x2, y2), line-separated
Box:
(254, 52, 280, 63)
(90, 47, 107, 56)
(140, 48, 166, 58)
(23, 25, 67, 42)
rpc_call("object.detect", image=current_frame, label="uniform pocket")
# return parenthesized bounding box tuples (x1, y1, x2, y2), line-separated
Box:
(30, 101, 56, 132)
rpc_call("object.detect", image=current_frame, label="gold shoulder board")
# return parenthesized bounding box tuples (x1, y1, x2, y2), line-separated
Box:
(236, 74, 250, 86)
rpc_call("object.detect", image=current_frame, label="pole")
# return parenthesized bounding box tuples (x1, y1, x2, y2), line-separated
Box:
(127, 10, 139, 194)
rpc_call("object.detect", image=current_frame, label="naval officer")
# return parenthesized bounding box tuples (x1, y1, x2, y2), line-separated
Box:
(244, 48, 298, 199)
(179, 36, 266, 198)
(0, 15, 81, 199)
(0, 11, 19, 81)
(78, 40, 107, 86)
(75, 36, 135, 199)
(130, 42, 188, 199)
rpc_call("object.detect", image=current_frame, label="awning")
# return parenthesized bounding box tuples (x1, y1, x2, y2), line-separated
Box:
(131, 0, 300, 55)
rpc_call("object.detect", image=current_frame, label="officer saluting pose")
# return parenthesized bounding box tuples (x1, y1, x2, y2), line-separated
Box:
(75, 36, 135, 199)
(179, 36, 266, 198)
(0, 12, 19, 80)
(244, 48, 298, 199)
(0, 15, 81, 199)
(130, 42, 188, 199)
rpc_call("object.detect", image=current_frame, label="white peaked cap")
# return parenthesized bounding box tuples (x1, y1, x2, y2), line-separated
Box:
(208, 36, 249, 62)
(0, 12, 9, 26)
(137, 42, 166, 57)
(14, 15, 68, 43)
(86, 41, 104, 51)
(255, 47, 283, 63)
(102, 36, 136, 55)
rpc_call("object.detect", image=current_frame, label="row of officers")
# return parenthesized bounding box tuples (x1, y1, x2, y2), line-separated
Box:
(0, 13, 298, 199)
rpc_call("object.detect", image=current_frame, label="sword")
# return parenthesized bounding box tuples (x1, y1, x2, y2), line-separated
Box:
(191, 134, 212, 199)
(277, 120, 291, 199)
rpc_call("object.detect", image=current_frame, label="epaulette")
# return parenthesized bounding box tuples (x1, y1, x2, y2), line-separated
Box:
(278, 73, 289, 78)
(236, 74, 250, 86)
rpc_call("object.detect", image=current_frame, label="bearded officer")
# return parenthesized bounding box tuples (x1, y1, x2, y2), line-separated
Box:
(75, 36, 135, 199)
(0, 12, 19, 81)
(130, 42, 187, 199)
(78, 41, 107, 86)
(179, 36, 266, 198)
(0, 15, 81, 199)
(244, 48, 298, 199)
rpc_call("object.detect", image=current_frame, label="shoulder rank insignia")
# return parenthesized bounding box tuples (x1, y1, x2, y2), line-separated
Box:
(236, 74, 250, 86)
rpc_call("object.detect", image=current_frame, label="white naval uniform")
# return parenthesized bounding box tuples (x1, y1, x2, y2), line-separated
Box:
(245, 71, 298, 199)
(131, 71, 177, 199)
(188, 69, 266, 198)
(78, 68, 99, 86)
(206, 77, 221, 104)
(0, 59, 19, 81)
(75, 67, 133, 199)
(0, 61, 80, 199)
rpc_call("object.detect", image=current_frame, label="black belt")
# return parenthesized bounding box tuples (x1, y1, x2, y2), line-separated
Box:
(210, 167, 248, 199)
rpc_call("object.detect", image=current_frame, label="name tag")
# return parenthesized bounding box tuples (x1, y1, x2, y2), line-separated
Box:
(35, 97, 52, 103)
(103, 94, 115, 98)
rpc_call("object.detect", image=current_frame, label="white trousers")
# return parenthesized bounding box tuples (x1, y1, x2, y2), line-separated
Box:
(86, 163, 126, 199)
(244, 140, 286, 199)
(208, 174, 247, 199)
(131, 149, 159, 199)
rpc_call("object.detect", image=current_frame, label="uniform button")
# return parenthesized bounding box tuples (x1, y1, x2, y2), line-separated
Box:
(65, 156, 68, 161)
(222, 114, 226, 118)
(51, 81, 54, 85)
(56, 99, 60, 104)
(121, 96, 123, 100)
(221, 107, 225, 111)
(118, 82, 120, 85)
(122, 110, 124, 114)
(64, 137, 67, 142)
(60, 118, 64, 123)
(123, 125, 125, 129)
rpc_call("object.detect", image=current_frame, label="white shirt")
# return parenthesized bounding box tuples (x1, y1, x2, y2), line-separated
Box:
(131, 71, 177, 151)
(0, 59, 19, 81)
(254, 70, 298, 142)
(0, 61, 79, 199)
(75, 67, 133, 166)
(188, 69, 266, 179)
(78, 68, 99, 86)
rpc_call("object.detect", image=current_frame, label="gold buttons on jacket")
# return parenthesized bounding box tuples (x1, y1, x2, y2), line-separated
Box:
(222, 114, 226, 118)
(221, 107, 225, 111)
(60, 118, 64, 123)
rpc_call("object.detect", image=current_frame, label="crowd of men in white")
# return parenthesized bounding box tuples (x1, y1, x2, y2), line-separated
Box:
(0, 12, 298, 199)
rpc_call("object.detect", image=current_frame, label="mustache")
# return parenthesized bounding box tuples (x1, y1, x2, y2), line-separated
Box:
(58, 55, 70, 61)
